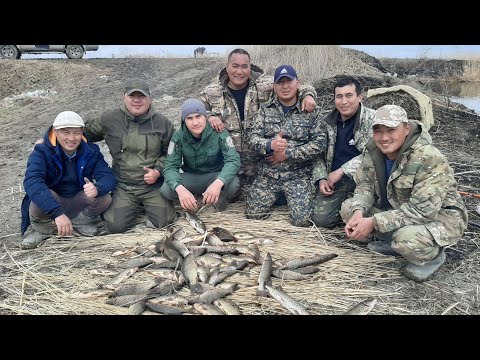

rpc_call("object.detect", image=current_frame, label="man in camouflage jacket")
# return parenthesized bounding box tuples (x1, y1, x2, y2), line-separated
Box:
(312, 76, 376, 228)
(245, 65, 326, 227)
(84, 79, 176, 233)
(200, 48, 318, 189)
(340, 105, 468, 282)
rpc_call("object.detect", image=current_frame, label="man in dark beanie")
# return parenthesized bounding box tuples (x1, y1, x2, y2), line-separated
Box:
(160, 98, 240, 212)
(84, 78, 176, 232)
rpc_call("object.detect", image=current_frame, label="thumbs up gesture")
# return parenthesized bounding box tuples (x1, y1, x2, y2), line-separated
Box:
(271, 130, 287, 152)
(143, 167, 161, 185)
(83, 177, 98, 198)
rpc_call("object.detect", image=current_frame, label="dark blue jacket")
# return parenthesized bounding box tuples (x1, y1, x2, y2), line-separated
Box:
(21, 126, 116, 234)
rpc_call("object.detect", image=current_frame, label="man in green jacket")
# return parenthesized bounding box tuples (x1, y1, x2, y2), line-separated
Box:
(84, 79, 176, 232)
(340, 105, 468, 282)
(160, 98, 240, 212)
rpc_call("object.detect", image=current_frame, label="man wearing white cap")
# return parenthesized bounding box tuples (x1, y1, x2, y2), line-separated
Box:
(340, 104, 468, 282)
(21, 111, 116, 249)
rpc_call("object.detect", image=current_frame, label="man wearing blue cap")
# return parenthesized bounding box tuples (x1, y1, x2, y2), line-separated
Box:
(160, 98, 240, 212)
(200, 49, 318, 193)
(245, 65, 326, 226)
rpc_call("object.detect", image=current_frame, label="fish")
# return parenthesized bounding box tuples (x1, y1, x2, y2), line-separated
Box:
(190, 245, 239, 255)
(105, 293, 149, 307)
(211, 227, 237, 242)
(114, 258, 153, 269)
(280, 253, 338, 270)
(128, 300, 146, 315)
(185, 211, 207, 234)
(110, 278, 161, 298)
(163, 235, 183, 262)
(181, 253, 198, 288)
(197, 265, 210, 283)
(344, 298, 377, 315)
(272, 268, 310, 281)
(257, 252, 273, 297)
(134, 247, 157, 257)
(193, 303, 225, 315)
(172, 238, 191, 258)
(214, 299, 242, 315)
(292, 265, 320, 275)
(246, 238, 275, 245)
(206, 234, 224, 246)
(189, 284, 238, 305)
(103, 267, 138, 290)
(265, 285, 309, 315)
(145, 301, 194, 315)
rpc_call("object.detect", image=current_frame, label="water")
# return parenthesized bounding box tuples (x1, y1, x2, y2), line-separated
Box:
(425, 81, 480, 114)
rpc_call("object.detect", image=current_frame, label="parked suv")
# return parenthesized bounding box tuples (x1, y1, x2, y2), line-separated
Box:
(0, 45, 99, 59)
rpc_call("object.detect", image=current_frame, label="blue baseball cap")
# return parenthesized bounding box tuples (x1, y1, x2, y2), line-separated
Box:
(274, 65, 298, 83)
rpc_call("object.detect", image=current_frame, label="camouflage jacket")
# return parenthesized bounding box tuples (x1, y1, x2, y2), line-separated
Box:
(245, 96, 326, 180)
(312, 103, 376, 183)
(199, 65, 317, 154)
(347, 120, 468, 241)
(84, 105, 174, 187)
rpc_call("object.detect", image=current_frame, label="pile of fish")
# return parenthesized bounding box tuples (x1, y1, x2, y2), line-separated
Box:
(79, 211, 376, 315)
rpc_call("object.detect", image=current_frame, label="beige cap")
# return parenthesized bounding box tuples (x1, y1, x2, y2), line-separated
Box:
(53, 111, 85, 129)
(373, 105, 409, 128)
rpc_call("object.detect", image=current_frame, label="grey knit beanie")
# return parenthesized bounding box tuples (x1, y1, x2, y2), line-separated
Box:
(181, 98, 207, 121)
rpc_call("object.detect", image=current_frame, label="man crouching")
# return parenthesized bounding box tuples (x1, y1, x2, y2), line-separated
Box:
(20, 111, 116, 249)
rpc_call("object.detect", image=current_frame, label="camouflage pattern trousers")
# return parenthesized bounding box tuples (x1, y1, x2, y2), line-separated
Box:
(245, 174, 314, 227)
(312, 176, 356, 228)
(103, 182, 176, 233)
(340, 203, 467, 265)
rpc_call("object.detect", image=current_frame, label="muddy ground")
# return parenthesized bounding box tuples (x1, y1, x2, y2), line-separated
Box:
(1, 53, 479, 315)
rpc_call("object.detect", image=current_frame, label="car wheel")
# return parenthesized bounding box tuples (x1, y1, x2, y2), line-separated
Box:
(0, 45, 21, 59)
(65, 45, 85, 59)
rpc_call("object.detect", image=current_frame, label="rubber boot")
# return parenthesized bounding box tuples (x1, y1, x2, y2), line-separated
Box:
(401, 248, 446, 282)
(367, 240, 400, 256)
(21, 217, 53, 250)
(71, 211, 98, 237)
(214, 192, 228, 212)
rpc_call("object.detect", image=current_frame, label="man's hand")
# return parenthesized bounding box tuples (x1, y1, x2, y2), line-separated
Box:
(55, 214, 73, 237)
(319, 179, 334, 196)
(83, 177, 98, 198)
(271, 130, 287, 152)
(301, 95, 317, 113)
(327, 168, 344, 188)
(208, 115, 225, 132)
(143, 167, 160, 185)
(267, 150, 287, 164)
(203, 179, 224, 205)
(176, 185, 198, 211)
(345, 210, 374, 241)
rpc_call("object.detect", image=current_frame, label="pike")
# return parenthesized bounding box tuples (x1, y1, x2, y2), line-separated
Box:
(272, 268, 310, 281)
(265, 285, 310, 315)
(344, 298, 377, 315)
(110, 278, 161, 298)
(257, 252, 273, 297)
(185, 211, 207, 234)
(181, 253, 198, 289)
(280, 253, 338, 270)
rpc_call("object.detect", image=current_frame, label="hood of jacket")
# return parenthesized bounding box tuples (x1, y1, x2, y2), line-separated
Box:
(120, 104, 157, 124)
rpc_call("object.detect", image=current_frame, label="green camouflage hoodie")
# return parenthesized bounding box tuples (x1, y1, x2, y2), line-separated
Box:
(313, 103, 376, 184)
(84, 105, 174, 187)
(345, 120, 468, 245)
(162, 120, 240, 192)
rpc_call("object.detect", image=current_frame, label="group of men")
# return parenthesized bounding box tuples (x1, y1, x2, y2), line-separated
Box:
(20, 48, 468, 283)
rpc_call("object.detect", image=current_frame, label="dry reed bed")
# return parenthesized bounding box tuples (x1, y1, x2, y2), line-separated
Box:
(0, 201, 407, 315)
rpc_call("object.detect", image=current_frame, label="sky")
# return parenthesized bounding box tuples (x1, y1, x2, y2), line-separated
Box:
(22, 45, 480, 59)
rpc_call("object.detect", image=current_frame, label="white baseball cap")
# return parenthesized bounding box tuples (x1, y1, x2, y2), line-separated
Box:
(53, 111, 85, 129)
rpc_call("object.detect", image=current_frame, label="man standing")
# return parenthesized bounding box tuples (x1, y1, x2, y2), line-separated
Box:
(84, 79, 176, 233)
(245, 65, 326, 226)
(312, 76, 376, 228)
(340, 105, 468, 282)
(160, 99, 240, 212)
(200, 48, 318, 189)
(21, 111, 116, 249)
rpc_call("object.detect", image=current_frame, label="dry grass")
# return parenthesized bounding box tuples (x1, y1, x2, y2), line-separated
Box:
(242, 45, 380, 85)
(463, 58, 480, 81)
(3, 199, 479, 315)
